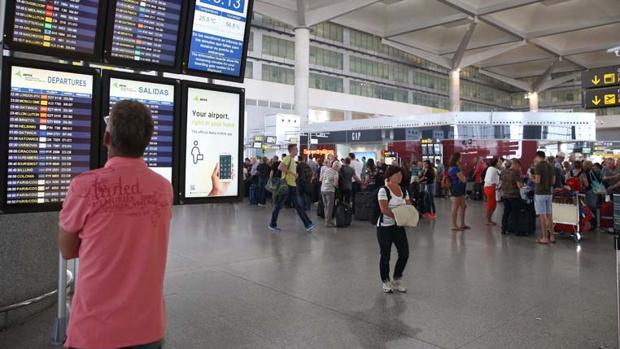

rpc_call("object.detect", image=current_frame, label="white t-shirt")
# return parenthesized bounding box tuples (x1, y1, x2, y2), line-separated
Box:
(377, 186, 409, 227)
(351, 160, 363, 182)
(484, 167, 500, 187)
(321, 168, 339, 192)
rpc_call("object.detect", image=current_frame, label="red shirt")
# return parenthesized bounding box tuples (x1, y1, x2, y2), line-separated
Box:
(59, 157, 173, 349)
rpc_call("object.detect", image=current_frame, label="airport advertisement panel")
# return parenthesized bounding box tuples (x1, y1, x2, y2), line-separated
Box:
(182, 84, 243, 201)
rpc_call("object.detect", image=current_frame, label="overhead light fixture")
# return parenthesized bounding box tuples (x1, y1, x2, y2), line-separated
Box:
(607, 46, 620, 57)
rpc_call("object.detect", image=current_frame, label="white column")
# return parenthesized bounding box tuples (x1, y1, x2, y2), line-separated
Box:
(528, 92, 539, 112)
(294, 27, 311, 126)
(449, 69, 460, 112)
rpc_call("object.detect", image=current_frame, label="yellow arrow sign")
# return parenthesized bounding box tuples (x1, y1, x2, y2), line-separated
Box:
(592, 95, 601, 105)
(592, 75, 601, 85)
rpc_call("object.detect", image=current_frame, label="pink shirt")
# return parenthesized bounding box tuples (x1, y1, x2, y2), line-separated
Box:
(59, 157, 173, 349)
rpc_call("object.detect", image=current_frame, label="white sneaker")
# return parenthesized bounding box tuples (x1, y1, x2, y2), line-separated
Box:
(382, 281, 393, 293)
(392, 279, 407, 293)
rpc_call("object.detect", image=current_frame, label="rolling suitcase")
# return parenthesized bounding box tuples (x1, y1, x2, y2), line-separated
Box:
(354, 192, 373, 221)
(317, 198, 325, 218)
(514, 200, 536, 236)
(335, 203, 352, 227)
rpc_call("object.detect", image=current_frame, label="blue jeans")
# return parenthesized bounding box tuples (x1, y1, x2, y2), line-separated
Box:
(270, 186, 313, 228)
(425, 184, 436, 214)
(257, 177, 268, 205)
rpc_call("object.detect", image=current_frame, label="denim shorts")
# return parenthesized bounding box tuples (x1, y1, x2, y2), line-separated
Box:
(534, 195, 552, 215)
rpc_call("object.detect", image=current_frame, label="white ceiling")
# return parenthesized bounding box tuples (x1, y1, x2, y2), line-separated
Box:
(255, 0, 620, 90)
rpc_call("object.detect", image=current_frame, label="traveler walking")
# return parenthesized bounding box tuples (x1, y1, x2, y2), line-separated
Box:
(532, 151, 555, 244)
(483, 158, 501, 225)
(58, 101, 173, 349)
(269, 145, 317, 233)
(320, 161, 341, 227)
(448, 152, 469, 232)
(376, 166, 411, 294)
(501, 159, 523, 234)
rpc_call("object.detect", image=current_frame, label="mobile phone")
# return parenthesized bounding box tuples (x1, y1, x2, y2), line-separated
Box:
(219, 154, 232, 182)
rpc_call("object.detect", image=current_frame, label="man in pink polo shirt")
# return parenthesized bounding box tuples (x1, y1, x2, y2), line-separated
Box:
(58, 100, 173, 349)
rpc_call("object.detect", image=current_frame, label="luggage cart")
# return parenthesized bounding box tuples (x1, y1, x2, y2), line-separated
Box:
(552, 192, 585, 242)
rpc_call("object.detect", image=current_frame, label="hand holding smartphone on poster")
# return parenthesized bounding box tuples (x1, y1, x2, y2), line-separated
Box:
(209, 154, 235, 196)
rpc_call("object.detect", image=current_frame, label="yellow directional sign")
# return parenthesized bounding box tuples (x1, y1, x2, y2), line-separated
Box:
(604, 94, 616, 105)
(585, 87, 620, 108)
(582, 65, 620, 89)
(604, 73, 616, 85)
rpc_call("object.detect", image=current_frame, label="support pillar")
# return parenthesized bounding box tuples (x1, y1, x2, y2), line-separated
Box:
(294, 27, 310, 126)
(449, 69, 460, 112)
(529, 92, 539, 112)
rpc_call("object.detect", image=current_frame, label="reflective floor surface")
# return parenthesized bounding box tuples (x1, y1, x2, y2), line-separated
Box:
(1, 198, 616, 349)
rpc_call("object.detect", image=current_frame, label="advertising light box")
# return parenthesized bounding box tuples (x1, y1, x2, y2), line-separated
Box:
(103, 73, 179, 184)
(3, 0, 106, 61)
(105, 0, 187, 70)
(180, 83, 244, 203)
(0, 59, 99, 213)
(184, 0, 254, 82)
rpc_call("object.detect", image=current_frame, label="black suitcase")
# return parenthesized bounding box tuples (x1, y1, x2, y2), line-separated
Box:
(511, 200, 536, 236)
(354, 192, 373, 221)
(472, 183, 483, 201)
(335, 203, 352, 227)
(317, 198, 325, 218)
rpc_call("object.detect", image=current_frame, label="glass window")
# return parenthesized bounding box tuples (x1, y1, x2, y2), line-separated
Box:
(245, 61, 253, 79)
(311, 22, 343, 42)
(310, 46, 343, 70)
(262, 64, 295, 85)
(262, 35, 295, 60)
(310, 73, 344, 92)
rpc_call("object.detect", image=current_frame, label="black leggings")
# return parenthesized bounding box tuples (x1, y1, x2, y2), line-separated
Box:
(377, 225, 409, 282)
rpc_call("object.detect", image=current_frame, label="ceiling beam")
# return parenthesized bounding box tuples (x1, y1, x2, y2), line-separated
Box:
(452, 20, 478, 69)
(537, 72, 581, 92)
(527, 17, 620, 39)
(381, 39, 452, 69)
(479, 69, 532, 91)
(304, 0, 381, 27)
(478, 0, 544, 16)
(254, 0, 299, 27)
(384, 13, 470, 38)
(458, 40, 527, 68)
(532, 58, 559, 91)
(479, 55, 553, 69)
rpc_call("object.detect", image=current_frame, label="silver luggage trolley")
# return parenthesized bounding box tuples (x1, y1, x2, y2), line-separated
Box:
(552, 192, 585, 243)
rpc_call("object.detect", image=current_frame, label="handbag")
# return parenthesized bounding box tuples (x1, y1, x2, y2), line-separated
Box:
(589, 172, 607, 195)
(392, 205, 419, 227)
(265, 158, 293, 199)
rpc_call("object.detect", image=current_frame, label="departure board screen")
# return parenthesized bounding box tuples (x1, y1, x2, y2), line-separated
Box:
(185, 0, 252, 80)
(107, 0, 184, 68)
(6, 0, 103, 58)
(108, 77, 176, 182)
(3, 65, 95, 208)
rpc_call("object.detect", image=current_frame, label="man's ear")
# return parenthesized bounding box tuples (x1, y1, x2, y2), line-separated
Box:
(103, 130, 111, 147)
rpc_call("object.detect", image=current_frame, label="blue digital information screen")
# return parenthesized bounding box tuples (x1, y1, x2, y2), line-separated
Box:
(187, 0, 250, 78)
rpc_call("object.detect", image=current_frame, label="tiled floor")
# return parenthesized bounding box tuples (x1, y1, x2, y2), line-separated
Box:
(0, 198, 616, 349)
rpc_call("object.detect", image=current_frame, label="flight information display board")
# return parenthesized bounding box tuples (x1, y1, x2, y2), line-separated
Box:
(4, 0, 106, 60)
(105, 74, 178, 183)
(0, 60, 98, 212)
(105, 0, 186, 70)
(184, 0, 254, 82)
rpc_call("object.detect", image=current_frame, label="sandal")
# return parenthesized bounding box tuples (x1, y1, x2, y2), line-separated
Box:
(460, 225, 471, 230)
(452, 227, 463, 232)
(536, 239, 549, 245)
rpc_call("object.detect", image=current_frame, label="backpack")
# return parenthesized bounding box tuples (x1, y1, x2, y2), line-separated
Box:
(369, 186, 408, 225)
